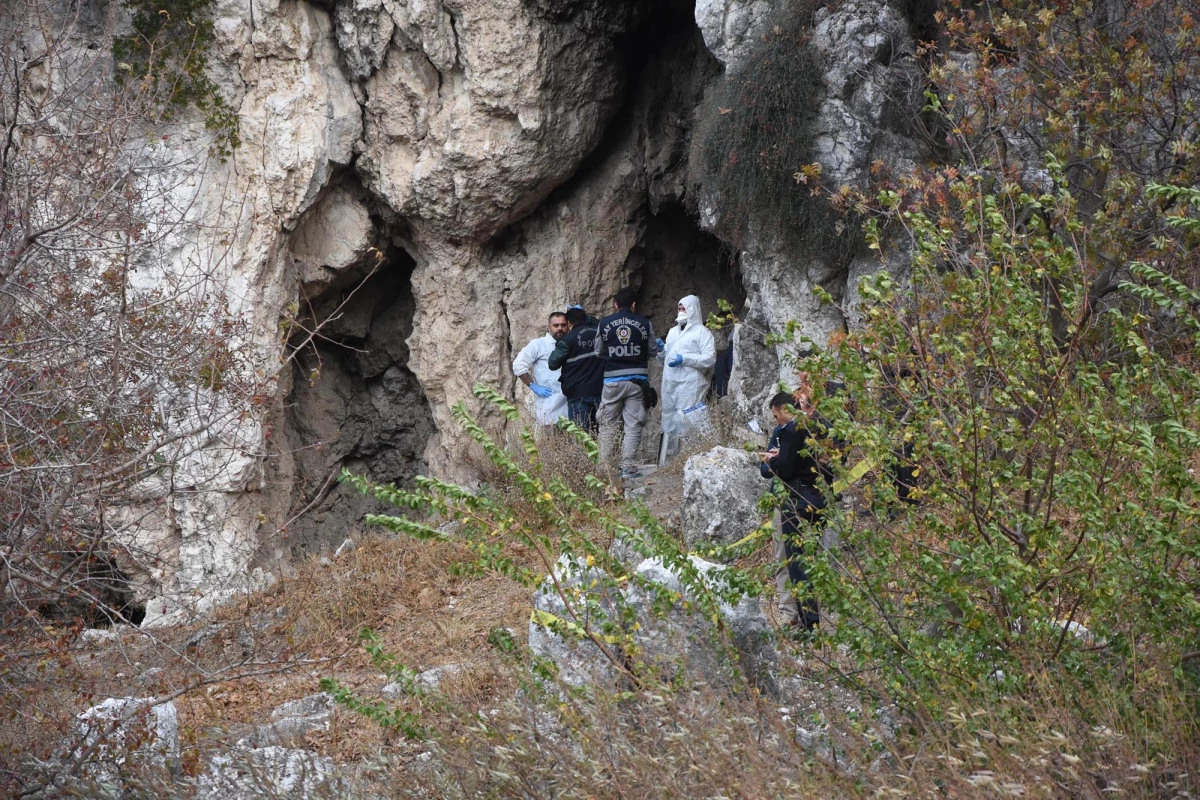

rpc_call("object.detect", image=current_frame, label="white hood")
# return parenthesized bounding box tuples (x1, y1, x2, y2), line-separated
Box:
(677, 294, 703, 327)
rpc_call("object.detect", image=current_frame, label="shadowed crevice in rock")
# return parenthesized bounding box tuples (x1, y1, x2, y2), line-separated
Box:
(632, 203, 744, 334)
(276, 222, 434, 559)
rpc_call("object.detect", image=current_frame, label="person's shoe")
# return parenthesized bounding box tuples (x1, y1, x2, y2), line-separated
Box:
(785, 619, 819, 643)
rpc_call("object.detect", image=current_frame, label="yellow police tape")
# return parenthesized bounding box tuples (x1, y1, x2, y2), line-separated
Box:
(832, 457, 875, 495)
(529, 459, 877, 638)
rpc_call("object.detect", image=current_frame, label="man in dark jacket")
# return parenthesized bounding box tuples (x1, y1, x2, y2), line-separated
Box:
(760, 387, 832, 635)
(594, 287, 658, 476)
(547, 305, 603, 431)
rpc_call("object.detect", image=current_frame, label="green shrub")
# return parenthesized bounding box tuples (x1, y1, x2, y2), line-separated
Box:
(693, 0, 858, 264)
(113, 0, 239, 157)
(337, 387, 762, 694)
(786, 159, 1200, 724)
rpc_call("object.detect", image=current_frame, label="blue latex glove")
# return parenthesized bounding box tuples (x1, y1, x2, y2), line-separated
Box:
(667, 354, 684, 368)
(529, 383, 553, 398)
(656, 337, 665, 350)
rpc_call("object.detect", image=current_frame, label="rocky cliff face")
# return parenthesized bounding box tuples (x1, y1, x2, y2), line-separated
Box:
(87, 0, 927, 618)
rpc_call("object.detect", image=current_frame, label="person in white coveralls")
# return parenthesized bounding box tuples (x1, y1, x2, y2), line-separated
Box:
(512, 311, 569, 427)
(658, 294, 716, 458)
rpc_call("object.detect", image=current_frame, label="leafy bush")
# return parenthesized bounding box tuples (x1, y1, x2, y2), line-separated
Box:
(337, 387, 761, 693)
(321, 385, 1199, 797)
(775, 0, 1200, 726)
(806, 168, 1200, 698)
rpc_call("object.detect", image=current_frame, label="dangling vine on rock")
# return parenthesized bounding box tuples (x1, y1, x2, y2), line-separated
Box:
(112, 0, 239, 156)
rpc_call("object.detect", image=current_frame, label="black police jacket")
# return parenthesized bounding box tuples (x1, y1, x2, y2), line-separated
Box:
(595, 309, 657, 380)
(547, 319, 604, 399)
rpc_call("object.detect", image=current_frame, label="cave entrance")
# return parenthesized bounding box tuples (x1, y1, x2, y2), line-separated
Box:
(278, 237, 434, 560)
(625, 204, 745, 461)
(632, 204, 744, 347)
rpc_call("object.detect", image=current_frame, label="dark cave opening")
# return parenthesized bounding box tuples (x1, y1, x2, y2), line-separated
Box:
(631, 203, 745, 340)
(36, 550, 147, 628)
(279, 240, 434, 559)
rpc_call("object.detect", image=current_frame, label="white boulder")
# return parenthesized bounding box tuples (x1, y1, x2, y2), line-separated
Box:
(529, 553, 778, 694)
(72, 697, 179, 776)
(527, 554, 624, 689)
(682, 447, 769, 554)
(628, 556, 777, 693)
(197, 746, 340, 799)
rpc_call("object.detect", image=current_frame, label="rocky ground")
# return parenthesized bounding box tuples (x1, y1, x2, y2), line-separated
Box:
(4, 424, 889, 797)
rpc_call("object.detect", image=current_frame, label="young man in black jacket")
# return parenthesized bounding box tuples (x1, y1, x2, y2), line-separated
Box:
(760, 386, 833, 635)
(547, 305, 603, 431)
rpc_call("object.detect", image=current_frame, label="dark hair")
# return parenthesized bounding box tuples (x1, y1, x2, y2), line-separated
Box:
(768, 391, 795, 410)
(613, 287, 637, 310)
(565, 307, 587, 326)
(548, 311, 567, 322)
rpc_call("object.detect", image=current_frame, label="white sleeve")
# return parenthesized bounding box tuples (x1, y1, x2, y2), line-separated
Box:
(683, 329, 717, 371)
(512, 339, 537, 378)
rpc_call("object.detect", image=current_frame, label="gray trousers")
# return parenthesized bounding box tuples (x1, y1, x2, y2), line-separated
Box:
(773, 512, 801, 623)
(598, 380, 647, 471)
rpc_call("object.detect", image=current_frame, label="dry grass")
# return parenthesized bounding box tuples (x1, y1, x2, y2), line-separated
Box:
(312, 636, 1200, 799)
(5, 519, 1198, 799)
(0, 531, 535, 793)
(4, 413, 1197, 798)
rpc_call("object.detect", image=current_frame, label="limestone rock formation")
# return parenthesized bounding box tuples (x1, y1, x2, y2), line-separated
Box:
(694, 0, 773, 69)
(528, 554, 622, 689)
(71, 698, 180, 781)
(244, 693, 336, 748)
(198, 745, 341, 799)
(710, 0, 923, 411)
(353, 0, 632, 241)
(629, 555, 778, 692)
(529, 553, 778, 692)
(681, 446, 768, 553)
(14, 0, 925, 614)
(381, 662, 473, 698)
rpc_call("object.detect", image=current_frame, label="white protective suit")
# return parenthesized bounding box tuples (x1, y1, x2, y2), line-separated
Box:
(512, 333, 568, 425)
(660, 295, 716, 453)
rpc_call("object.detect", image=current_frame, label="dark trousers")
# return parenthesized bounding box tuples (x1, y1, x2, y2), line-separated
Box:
(891, 440, 918, 504)
(567, 396, 599, 432)
(781, 486, 824, 630)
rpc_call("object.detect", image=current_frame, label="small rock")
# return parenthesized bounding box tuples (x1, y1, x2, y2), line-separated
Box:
(381, 664, 470, 697)
(197, 746, 340, 799)
(242, 693, 336, 748)
(681, 447, 767, 555)
(271, 692, 334, 721)
(71, 697, 179, 779)
(78, 626, 129, 646)
(245, 715, 329, 748)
